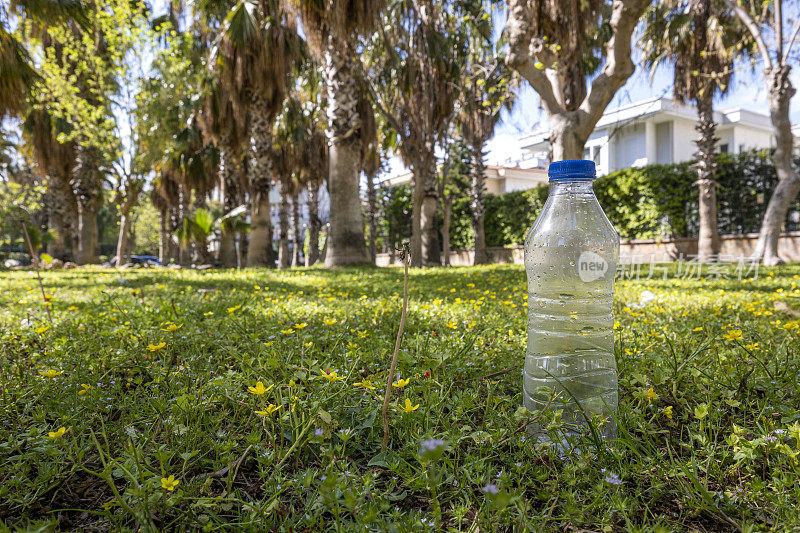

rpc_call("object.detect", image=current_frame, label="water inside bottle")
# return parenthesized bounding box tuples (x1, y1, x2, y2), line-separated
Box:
(523, 162, 620, 448)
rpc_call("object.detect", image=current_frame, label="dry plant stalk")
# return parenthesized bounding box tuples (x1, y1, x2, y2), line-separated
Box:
(22, 223, 52, 323)
(382, 243, 410, 451)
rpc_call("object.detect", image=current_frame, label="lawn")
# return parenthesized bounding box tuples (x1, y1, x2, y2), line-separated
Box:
(1, 264, 799, 531)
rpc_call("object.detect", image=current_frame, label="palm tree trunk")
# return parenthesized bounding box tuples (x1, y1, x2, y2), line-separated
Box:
(694, 92, 720, 263)
(750, 65, 798, 265)
(291, 189, 302, 267)
(411, 179, 423, 267)
(115, 187, 140, 267)
(246, 94, 275, 267)
(278, 178, 291, 269)
(367, 170, 377, 264)
(306, 178, 321, 266)
(218, 137, 238, 267)
(323, 39, 370, 267)
(442, 195, 452, 267)
(247, 191, 273, 267)
(74, 148, 101, 265)
(158, 208, 166, 263)
(421, 155, 440, 266)
(471, 143, 487, 265)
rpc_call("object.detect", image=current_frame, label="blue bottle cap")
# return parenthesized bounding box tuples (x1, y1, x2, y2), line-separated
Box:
(548, 159, 596, 181)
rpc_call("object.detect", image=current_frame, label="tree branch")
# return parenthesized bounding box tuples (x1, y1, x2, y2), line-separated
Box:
(504, 0, 561, 115)
(784, 16, 800, 63)
(723, 0, 773, 69)
(577, 0, 650, 136)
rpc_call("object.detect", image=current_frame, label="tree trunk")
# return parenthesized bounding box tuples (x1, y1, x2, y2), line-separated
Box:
(218, 137, 238, 268)
(694, 92, 720, 263)
(367, 170, 377, 264)
(278, 178, 291, 269)
(323, 38, 370, 267)
(471, 143, 488, 264)
(549, 115, 585, 161)
(246, 93, 275, 267)
(411, 153, 440, 267)
(306, 178, 321, 266)
(411, 179, 423, 267)
(247, 191, 273, 267)
(751, 65, 798, 265)
(158, 208, 166, 263)
(505, 0, 648, 165)
(115, 188, 140, 267)
(291, 189, 302, 267)
(74, 148, 101, 265)
(442, 195, 452, 267)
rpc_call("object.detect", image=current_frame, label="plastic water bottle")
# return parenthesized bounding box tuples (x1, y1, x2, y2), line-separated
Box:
(523, 160, 620, 443)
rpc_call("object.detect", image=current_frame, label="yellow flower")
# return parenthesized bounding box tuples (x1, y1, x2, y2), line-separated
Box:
(744, 342, 760, 351)
(722, 329, 743, 342)
(247, 381, 273, 396)
(161, 323, 182, 332)
(147, 342, 166, 352)
(692, 326, 703, 332)
(255, 404, 280, 416)
(36, 325, 50, 334)
(392, 378, 410, 389)
(321, 370, 346, 382)
(203, 311, 214, 316)
(445, 320, 458, 330)
(613, 320, 620, 330)
(662, 406, 673, 419)
(304, 342, 313, 348)
(161, 475, 180, 491)
(67, 306, 78, 311)
(354, 379, 376, 390)
(78, 384, 94, 396)
(227, 305, 241, 313)
(399, 398, 420, 413)
(39, 369, 63, 378)
(783, 321, 799, 330)
(264, 341, 273, 347)
(646, 387, 658, 405)
(294, 322, 308, 330)
(323, 318, 338, 326)
(47, 426, 69, 439)
(281, 328, 295, 335)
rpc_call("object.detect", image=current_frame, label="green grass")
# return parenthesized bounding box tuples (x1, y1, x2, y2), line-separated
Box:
(1, 264, 800, 531)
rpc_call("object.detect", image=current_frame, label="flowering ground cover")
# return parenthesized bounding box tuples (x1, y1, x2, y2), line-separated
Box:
(1, 264, 800, 531)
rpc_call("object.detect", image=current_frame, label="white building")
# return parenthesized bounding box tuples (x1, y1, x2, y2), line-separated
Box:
(383, 165, 548, 193)
(519, 97, 777, 175)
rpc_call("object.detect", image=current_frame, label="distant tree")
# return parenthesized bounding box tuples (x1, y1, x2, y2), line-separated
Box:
(285, 0, 383, 267)
(642, 0, 746, 262)
(365, 0, 466, 266)
(725, 0, 800, 265)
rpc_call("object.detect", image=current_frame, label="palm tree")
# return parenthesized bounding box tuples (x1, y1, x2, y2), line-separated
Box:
(642, 0, 746, 262)
(285, 0, 382, 267)
(1, 0, 86, 121)
(459, 8, 514, 265)
(23, 109, 78, 259)
(211, 0, 298, 267)
(364, 0, 465, 267)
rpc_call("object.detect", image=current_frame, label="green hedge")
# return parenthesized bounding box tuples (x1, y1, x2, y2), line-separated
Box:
(377, 150, 800, 251)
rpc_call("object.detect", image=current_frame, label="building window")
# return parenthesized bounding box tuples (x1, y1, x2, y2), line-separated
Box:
(583, 147, 590, 160)
(720, 143, 729, 153)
